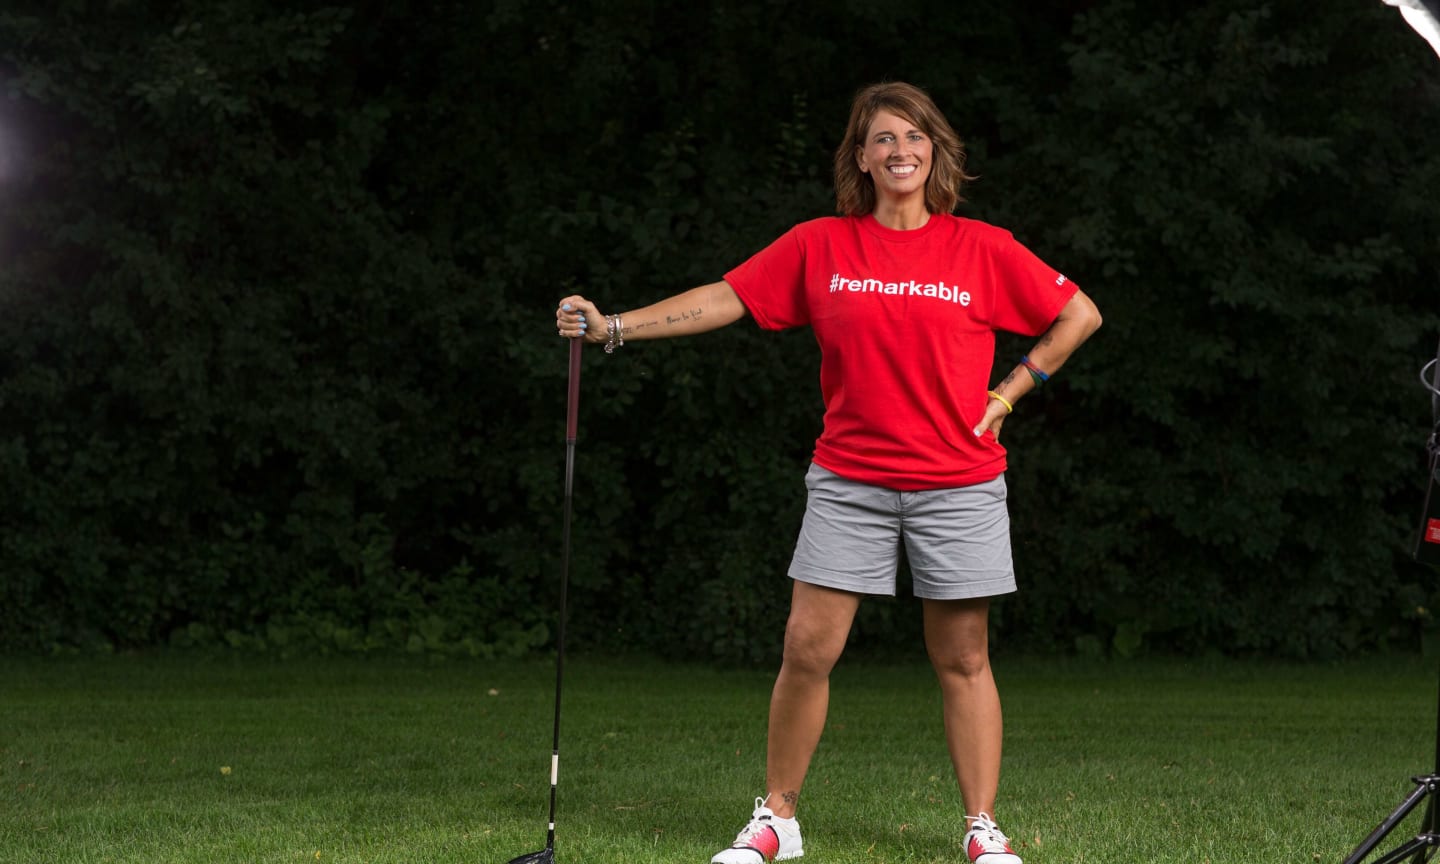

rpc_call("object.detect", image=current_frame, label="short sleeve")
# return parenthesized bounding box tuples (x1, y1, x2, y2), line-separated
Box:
(985, 235, 1078, 337)
(723, 227, 810, 331)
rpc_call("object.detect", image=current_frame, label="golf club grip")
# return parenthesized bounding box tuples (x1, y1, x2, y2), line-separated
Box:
(566, 336, 582, 441)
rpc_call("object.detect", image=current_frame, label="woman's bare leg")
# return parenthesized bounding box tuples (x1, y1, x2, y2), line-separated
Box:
(763, 581, 862, 819)
(922, 596, 1002, 825)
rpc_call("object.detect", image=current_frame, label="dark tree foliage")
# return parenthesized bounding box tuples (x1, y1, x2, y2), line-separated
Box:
(0, 0, 1436, 660)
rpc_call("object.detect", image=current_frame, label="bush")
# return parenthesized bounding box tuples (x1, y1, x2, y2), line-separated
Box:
(1, 1, 1436, 661)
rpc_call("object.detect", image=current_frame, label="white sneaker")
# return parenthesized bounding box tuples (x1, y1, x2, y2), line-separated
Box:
(963, 812, 1021, 864)
(710, 797, 804, 864)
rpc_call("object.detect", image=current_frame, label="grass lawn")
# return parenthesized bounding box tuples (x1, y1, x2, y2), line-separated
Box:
(1, 652, 1436, 863)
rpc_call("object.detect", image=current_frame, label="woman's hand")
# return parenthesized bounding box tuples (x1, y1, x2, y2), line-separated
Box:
(556, 295, 607, 344)
(973, 395, 1011, 442)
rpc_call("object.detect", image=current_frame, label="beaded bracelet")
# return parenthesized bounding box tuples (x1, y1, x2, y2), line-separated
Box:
(987, 390, 1014, 414)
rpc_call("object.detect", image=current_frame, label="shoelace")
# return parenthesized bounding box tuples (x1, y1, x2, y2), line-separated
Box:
(734, 797, 775, 844)
(965, 813, 1012, 852)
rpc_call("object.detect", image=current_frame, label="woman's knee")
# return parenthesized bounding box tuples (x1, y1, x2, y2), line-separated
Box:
(928, 643, 991, 681)
(780, 583, 859, 676)
(922, 598, 991, 679)
(781, 616, 847, 677)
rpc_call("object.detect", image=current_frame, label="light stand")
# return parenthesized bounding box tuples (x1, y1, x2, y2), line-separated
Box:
(1340, 707, 1440, 864)
(1343, 342, 1440, 864)
(1340, 7, 1440, 860)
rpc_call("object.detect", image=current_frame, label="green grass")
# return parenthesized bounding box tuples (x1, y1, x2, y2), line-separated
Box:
(1, 652, 1437, 863)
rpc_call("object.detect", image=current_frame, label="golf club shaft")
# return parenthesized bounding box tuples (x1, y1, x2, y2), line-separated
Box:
(546, 337, 583, 848)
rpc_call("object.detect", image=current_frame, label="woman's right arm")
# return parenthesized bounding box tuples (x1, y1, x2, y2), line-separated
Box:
(555, 280, 748, 346)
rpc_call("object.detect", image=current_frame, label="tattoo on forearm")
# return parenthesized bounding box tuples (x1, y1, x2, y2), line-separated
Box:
(1000, 370, 1018, 389)
(665, 307, 705, 327)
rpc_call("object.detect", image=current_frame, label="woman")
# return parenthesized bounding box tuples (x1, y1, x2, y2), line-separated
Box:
(554, 81, 1101, 864)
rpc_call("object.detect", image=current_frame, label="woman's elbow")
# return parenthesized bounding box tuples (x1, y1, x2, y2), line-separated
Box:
(1067, 290, 1103, 336)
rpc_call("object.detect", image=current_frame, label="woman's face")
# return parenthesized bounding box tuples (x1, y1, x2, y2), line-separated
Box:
(856, 109, 933, 203)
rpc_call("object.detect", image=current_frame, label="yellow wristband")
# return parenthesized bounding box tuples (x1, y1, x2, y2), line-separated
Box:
(987, 390, 1014, 414)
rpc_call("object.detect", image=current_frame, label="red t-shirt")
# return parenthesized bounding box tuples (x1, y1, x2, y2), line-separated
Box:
(724, 213, 1077, 491)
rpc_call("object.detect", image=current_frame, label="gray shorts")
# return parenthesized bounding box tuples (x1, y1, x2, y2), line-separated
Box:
(788, 463, 1016, 600)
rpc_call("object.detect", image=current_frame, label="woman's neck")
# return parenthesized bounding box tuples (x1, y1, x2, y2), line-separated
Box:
(871, 198, 931, 231)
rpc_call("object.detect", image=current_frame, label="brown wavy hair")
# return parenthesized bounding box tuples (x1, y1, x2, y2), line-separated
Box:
(833, 81, 976, 216)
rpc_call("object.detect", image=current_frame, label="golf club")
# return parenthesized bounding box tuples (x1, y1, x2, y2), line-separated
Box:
(507, 336, 583, 864)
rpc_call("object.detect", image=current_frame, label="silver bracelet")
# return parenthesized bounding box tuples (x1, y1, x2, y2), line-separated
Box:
(604, 314, 624, 354)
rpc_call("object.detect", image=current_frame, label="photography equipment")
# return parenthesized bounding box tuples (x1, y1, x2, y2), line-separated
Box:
(1417, 344, 1440, 567)
(507, 337, 583, 864)
(1343, 7, 1440, 855)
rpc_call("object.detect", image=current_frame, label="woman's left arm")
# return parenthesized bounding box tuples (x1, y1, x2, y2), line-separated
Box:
(974, 289, 1103, 438)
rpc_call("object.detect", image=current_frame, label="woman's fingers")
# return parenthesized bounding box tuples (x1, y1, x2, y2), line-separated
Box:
(555, 296, 598, 340)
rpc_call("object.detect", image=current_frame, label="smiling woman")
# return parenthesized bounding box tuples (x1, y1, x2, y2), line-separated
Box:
(552, 80, 1101, 864)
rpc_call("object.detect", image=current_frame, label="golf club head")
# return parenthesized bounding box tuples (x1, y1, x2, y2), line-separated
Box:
(505, 847, 555, 864)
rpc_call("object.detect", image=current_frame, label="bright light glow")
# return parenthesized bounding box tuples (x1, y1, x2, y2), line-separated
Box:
(1383, 0, 1440, 59)
(1400, 5, 1440, 58)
